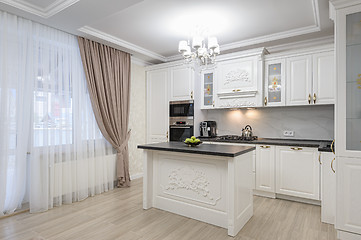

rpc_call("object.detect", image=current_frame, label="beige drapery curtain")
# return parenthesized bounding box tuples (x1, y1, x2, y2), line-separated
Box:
(77, 37, 131, 187)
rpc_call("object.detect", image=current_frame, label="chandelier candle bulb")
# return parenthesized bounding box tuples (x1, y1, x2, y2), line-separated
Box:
(192, 36, 203, 49)
(178, 40, 188, 53)
(208, 37, 218, 49)
(183, 46, 191, 57)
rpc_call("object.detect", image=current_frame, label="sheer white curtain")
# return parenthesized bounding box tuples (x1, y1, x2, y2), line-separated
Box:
(0, 11, 33, 216)
(0, 10, 116, 215)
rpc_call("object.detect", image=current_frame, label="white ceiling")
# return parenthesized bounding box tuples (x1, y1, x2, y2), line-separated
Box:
(0, 0, 334, 64)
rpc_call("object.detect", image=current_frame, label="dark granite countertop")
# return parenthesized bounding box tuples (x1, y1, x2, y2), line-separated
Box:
(198, 137, 333, 152)
(137, 142, 256, 158)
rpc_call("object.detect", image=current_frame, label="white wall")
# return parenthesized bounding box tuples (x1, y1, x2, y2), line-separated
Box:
(128, 63, 146, 179)
(204, 105, 334, 140)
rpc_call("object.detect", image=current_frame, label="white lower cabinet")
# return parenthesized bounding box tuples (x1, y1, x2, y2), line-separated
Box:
(336, 157, 361, 235)
(320, 152, 336, 224)
(255, 145, 275, 192)
(275, 146, 320, 200)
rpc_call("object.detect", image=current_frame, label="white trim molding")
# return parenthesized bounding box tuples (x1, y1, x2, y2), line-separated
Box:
(78, 26, 167, 62)
(0, 0, 79, 18)
(80, 0, 321, 64)
(330, 0, 361, 10)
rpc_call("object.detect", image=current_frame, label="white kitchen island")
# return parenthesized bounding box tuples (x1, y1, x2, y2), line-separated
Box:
(138, 142, 255, 237)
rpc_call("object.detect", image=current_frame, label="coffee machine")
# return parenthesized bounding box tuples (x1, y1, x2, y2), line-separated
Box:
(200, 121, 217, 137)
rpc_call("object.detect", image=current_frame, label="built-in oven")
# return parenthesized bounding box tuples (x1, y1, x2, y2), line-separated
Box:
(169, 100, 194, 117)
(169, 117, 194, 142)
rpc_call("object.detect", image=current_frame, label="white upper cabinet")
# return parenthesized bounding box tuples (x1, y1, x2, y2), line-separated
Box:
(312, 51, 335, 105)
(285, 51, 335, 106)
(286, 55, 313, 106)
(264, 59, 286, 107)
(201, 69, 216, 109)
(216, 57, 258, 95)
(275, 146, 320, 200)
(147, 69, 169, 143)
(169, 66, 194, 101)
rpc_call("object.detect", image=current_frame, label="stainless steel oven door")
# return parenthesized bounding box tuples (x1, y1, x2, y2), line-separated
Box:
(169, 126, 194, 142)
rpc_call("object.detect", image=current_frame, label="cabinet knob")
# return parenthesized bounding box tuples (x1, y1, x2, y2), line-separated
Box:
(313, 93, 316, 104)
(308, 94, 311, 104)
(264, 97, 268, 106)
(232, 89, 236, 92)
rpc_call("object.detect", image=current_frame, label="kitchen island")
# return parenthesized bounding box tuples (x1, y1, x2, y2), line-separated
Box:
(138, 142, 256, 237)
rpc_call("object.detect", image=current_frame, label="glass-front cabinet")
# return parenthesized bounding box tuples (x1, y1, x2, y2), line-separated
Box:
(264, 59, 285, 106)
(345, 11, 361, 153)
(335, 4, 361, 157)
(201, 70, 215, 109)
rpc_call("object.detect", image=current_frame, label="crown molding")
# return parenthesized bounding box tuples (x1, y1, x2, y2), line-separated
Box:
(0, 0, 79, 18)
(131, 56, 152, 67)
(78, 26, 167, 62)
(330, 0, 361, 10)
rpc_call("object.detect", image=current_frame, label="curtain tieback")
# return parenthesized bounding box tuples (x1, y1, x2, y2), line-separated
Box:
(116, 130, 131, 153)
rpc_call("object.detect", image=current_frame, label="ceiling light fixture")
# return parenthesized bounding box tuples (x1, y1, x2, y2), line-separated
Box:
(178, 35, 220, 66)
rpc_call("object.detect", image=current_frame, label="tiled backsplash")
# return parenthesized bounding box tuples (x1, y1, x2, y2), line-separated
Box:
(204, 105, 334, 140)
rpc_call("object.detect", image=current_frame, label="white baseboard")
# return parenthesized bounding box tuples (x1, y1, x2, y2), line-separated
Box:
(130, 173, 143, 180)
(253, 190, 276, 199)
(276, 194, 321, 206)
(338, 230, 361, 240)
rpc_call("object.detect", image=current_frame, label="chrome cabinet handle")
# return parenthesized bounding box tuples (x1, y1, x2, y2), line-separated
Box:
(313, 93, 317, 104)
(331, 157, 336, 173)
(260, 145, 270, 148)
(291, 147, 303, 151)
(308, 94, 311, 104)
(264, 97, 268, 106)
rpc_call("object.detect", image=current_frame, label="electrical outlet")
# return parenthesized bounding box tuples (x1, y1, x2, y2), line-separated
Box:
(283, 131, 294, 137)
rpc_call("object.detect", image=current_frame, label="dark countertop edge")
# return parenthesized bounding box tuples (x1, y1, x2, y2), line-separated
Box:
(137, 145, 256, 158)
(198, 137, 333, 152)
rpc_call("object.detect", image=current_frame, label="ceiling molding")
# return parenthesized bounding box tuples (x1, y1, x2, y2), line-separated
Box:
(0, 0, 79, 18)
(329, 0, 361, 10)
(78, 26, 167, 62)
(131, 56, 152, 67)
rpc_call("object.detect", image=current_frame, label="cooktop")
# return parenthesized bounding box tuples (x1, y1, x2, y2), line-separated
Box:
(215, 135, 258, 141)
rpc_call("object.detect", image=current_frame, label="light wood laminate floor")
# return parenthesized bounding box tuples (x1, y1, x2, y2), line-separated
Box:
(0, 178, 337, 240)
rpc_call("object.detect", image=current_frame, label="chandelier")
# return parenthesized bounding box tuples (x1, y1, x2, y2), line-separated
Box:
(178, 36, 220, 65)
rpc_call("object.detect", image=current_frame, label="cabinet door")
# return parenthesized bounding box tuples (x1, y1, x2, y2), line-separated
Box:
(201, 70, 215, 109)
(335, 8, 361, 158)
(170, 66, 194, 101)
(147, 69, 169, 143)
(275, 146, 320, 200)
(256, 145, 275, 192)
(313, 51, 335, 105)
(264, 59, 286, 107)
(216, 57, 257, 95)
(286, 55, 313, 106)
(321, 152, 336, 225)
(336, 157, 361, 234)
